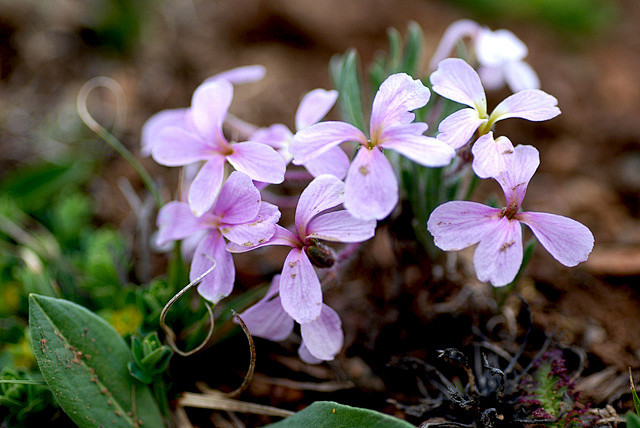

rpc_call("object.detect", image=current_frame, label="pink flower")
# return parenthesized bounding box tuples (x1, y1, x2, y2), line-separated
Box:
(156, 172, 280, 303)
(228, 174, 376, 323)
(427, 145, 594, 287)
(290, 73, 455, 220)
(250, 88, 350, 179)
(239, 275, 343, 363)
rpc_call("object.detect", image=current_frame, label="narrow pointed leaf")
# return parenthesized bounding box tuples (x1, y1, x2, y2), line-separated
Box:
(330, 49, 366, 132)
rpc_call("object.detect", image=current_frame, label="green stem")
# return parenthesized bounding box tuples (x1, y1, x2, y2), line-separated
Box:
(152, 380, 171, 422)
(0, 379, 47, 385)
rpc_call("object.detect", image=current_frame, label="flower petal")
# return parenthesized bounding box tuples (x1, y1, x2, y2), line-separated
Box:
(303, 146, 350, 179)
(214, 171, 260, 223)
(380, 127, 456, 167)
(471, 132, 515, 178)
(477, 65, 506, 91)
(280, 248, 323, 324)
(226, 142, 286, 184)
(429, 19, 481, 71)
(290, 121, 367, 164)
(300, 305, 343, 361)
(436, 108, 487, 149)
(295, 174, 346, 238)
(495, 144, 539, 208)
(295, 89, 338, 131)
(188, 157, 226, 217)
(428, 201, 503, 251)
(474, 217, 523, 286)
(490, 89, 560, 124)
(504, 61, 540, 92)
(475, 29, 528, 66)
(156, 201, 212, 246)
(220, 202, 281, 246)
(226, 225, 299, 253)
(517, 211, 594, 267)
(191, 231, 235, 304)
(370, 73, 431, 133)
(239, 276, 294, 342)
(250, 124, 293, 161)
(191, 80, 233, 143)
(298, 343, 323, 364)
(344, 147, 398, 220)
(203, 65, 266, 85)
(306, 210, 376, 243)
(141, 108, 189, 156)
(430, 58, 487, 113)
(152, 127, 212, 166)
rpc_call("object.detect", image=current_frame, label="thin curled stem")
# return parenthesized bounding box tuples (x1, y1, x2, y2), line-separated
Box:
(222, 311, 256, 398)
(160, 262, 216, 357)
(77, 76, 163, 208)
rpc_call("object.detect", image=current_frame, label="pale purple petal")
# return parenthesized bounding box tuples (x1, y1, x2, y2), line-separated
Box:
(249, 124, 293, 162)
(152, 127, 213, 166)
(280, 248, 322, 324)
(477, 65, 506, 91)
(295, 174, 345, 238)
(370, 73, 431, 134)
(516, 211, 594, 267)
(300, 305, 343, 361)
(427, 201, 502, 250)
(226, 142, 286, 184)
(306, 211, 376, 243)
(203, 65, 266, 85)
(214, 171, 260, 223)
(192, 231, 235, 303)
(303, 146, 350, 179)
(475, 29, 528, 66)
(298, 343, 323, 364)
(141, 108, 189, 156)
(495, 144, 539, 208)
(181, 230, 206, 262)
(155, 201, 213, 246)
(471, 132, 515, 178)
(430, 58, 487, 114)
(191, 80, 233, 143)
(474, 217, 523, 286)
(220, 202, 280, 246)
(188, 157, 226, 217)
(490, 89, 560, 124)
(436, 108, 487, 149)
(239, 276, 294, 342)
(295, 89, 338, 131)
(380, 128, 456, 167)
(344, 147, 398, 220)
(290, 121, 367, 164)
(226, 225, 299, 253)
(504, 61, 540, 92)
(429, 19, 481, 71)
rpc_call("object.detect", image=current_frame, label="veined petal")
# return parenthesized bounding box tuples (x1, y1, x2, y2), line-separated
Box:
(192, 231, 235, 304)
(495, 144, 539, 208)
(471, 132, 515, 178)
(380, 129, 455, 167)
(214, 171, 260, 223)
(298, 343, 323, 364)
(295, 89, 338, 131)
(290, 121, 367, 164)
(370, 73, 431, 134)
(306, 210, 376, 243)
(344, 147, 398, 220)
(152, 127, 212, 166)
(429, 19, 481, 71)
(517, 211, 594, 267)
(250, 124, 293, 162)
(188, 157, 226, 217)
(475, 29, 528, 66)
(300, 305, 343, 361)
(191, 80, 233, 144)
(474, 217, 523, 287)
(280, 248, 323, 324)
(156, 201, 213, 246)
(428, 201, 502, 251)
(226, 142, 286, 184)
(227, 225, 299, 253)
(239, 276, 294, 342)
(430, 58, 487, 114)
(436, 108, 487, 149)
(181, 230, 207, 262)
(141, 108, 189, 156)
(303, 146, 350, 179)
(295, 174, 346, 238)
(504, 61, 540, 93)
(490, 89, 559, 124)
(220, 202, 280, 246)
(203, 65, 266, 85)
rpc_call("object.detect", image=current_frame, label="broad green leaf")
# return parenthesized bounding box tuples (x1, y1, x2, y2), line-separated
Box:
(330, 49, 366, 132)
(628, 413, 640, 428)
(29, 294, 164, 427)
(265, 401, 414, 428)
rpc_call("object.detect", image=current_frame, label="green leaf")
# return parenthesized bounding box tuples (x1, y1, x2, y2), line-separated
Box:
(330, 49, 366, 132)
(400, 21, 424, 76)
(29, 294, 164, 427)
(265, 401, 414, 428)
(627, 413, 640, 428)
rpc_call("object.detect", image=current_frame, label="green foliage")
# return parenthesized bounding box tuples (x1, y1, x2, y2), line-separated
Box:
(28, 294, 164, 427)
(81, 0, 148, 55)
(330, 49, 367, 132)
(127, 332, 173, 385)
(265, 401, 414, 427)
(628, 413, 640, 428)
(0, 367, 54, 423)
